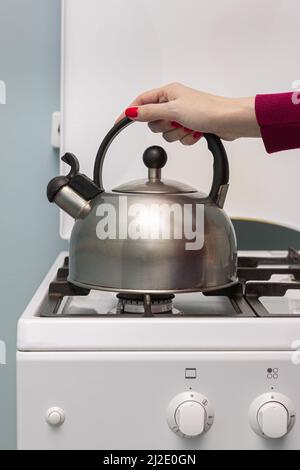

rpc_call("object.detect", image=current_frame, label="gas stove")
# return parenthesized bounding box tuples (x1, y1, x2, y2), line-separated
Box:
(17, 249, 300, 450)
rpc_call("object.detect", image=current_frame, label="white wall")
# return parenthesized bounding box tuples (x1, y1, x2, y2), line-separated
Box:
(61, 0, 300, 238)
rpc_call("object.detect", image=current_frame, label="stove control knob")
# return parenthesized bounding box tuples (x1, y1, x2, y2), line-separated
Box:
(249, 393, 296, 439)
(45, 407, 65, 427)
(175, 401, 205, 437)
(258, 402, 288, 438)
(167, 392, 214, 438)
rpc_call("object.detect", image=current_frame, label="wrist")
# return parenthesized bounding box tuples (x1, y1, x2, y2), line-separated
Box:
(215, 96, 261, 140)
(231, 97, 261, 138)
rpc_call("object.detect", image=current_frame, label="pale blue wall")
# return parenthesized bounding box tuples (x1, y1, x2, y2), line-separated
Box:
(0, 0, 66, 449)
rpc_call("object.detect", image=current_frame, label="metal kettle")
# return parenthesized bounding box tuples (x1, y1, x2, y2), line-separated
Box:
(47, 117, 237, 293)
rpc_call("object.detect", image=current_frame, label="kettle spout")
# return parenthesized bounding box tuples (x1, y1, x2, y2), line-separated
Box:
(49, 184, 92, 219)
(47, 153, 101, 219)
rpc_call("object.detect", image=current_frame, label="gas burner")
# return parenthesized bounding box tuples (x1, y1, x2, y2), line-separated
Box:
(113, 293, 181, 316)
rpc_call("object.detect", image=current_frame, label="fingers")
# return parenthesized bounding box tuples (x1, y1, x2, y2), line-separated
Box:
(148, 120, 190, 133)
(148, 120, 176, 133)
(148, 120, 203, 145)
(115, 86, 169, 123)
(125, 82, 181, 108)
(116, 98, 202, 146)
(125, 102, 175, 123)
(163, 127, 192, 143)
(131, 86, 169, 106)
(180, 131, 203, 146)
(163, 129, 202, 145)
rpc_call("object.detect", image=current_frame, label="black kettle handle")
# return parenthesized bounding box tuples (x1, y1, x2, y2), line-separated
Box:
(93, 117, 229, 202)
(205, 133, 229, 202)
(93, 117, 133, 190)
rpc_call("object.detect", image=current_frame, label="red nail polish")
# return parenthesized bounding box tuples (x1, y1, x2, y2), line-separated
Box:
(193, 132, 203, 139)
(170, 121, 182, 129)
(184, 127, 193, 133)
(125, 107, 139, 118)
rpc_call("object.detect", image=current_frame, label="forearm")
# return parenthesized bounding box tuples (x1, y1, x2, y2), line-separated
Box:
(121, 83, 300, 152)
(217, 92, 300, 153)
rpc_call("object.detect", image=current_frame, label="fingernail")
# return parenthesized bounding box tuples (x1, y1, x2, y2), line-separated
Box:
(184, 127, 193, 133)
(125, 107, 139, 118)
(193, 131, 203, 139)
(170, 121, 182, 128)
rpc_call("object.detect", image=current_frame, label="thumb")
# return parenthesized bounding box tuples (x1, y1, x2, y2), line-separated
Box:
(125, 103, 173, 122)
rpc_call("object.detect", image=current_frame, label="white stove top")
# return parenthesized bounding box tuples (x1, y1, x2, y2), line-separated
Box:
(17, 252, 300, 352)
(17, 251, 300, 450)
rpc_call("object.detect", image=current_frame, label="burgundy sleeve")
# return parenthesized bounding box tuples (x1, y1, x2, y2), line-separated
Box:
(255, 92, 300, 154)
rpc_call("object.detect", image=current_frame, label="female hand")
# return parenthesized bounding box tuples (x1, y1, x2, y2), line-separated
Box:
(118, 82, 260, 145)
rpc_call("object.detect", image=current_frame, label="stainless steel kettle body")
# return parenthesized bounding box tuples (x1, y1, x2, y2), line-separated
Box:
(47, 118, 237, 293)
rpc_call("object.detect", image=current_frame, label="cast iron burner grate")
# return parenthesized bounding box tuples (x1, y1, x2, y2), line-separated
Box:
(40, 247, 300, 318)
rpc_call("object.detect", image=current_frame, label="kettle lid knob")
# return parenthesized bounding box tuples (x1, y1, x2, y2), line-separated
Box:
(143, 146, 168, 169)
